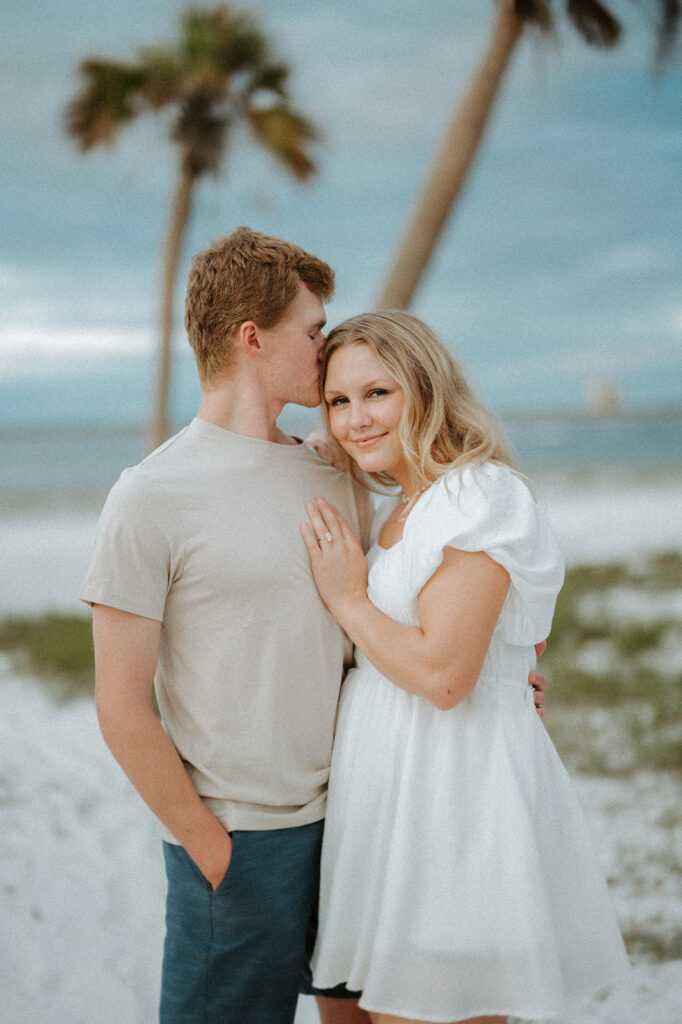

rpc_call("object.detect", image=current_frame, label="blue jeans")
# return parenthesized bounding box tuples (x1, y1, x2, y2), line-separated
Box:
(160, 820, 358, 1023)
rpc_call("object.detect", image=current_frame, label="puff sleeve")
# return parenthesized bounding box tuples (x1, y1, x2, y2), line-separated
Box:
(406, 462, 564, 645)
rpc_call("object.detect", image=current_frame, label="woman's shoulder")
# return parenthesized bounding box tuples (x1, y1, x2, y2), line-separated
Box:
(405, 460, 543, 558)
(409, 461, 564, 643)
(445, 459, 526, 489)
(433, 461, 533, 516)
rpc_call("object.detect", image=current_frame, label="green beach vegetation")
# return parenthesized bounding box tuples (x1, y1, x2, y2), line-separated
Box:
(1, 552, 679, 963)
(0, 614, 94, 700)
(1, 551, 680, 777)
(541, 551, 682, 778)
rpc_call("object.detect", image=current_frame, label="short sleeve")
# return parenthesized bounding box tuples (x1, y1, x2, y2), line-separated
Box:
(79, 468, 173, 621)
(407, 462, 564, 645)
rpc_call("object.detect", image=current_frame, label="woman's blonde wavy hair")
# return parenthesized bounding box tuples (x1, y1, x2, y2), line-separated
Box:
(320, 311, 514, 497)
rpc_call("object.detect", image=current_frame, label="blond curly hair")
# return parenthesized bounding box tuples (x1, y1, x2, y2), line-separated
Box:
(320, 311, 514, 495)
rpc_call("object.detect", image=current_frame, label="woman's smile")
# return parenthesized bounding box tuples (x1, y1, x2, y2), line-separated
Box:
(351, 432, 388, 449)
(324, 343, 408, 485)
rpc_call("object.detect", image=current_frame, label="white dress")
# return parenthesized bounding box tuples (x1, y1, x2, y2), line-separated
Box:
(312, 462, 631, 1022)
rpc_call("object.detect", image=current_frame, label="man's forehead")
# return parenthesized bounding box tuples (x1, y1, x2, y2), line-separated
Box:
(300, 281, 326, 314)
(284, 281, 326, 326)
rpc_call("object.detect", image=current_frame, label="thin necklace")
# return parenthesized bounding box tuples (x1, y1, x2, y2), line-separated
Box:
(400, 483, 429, 505)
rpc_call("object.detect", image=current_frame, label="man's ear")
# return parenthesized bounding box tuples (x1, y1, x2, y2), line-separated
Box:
(237, 320, 262, 359)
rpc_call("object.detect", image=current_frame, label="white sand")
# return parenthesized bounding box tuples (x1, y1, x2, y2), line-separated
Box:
(2, 665, 680, 1022)
(0, 510, 99, 617)
(534, 471, 682, 566)
(2, 470, 681, 619)
(2, 472, 680, 1021)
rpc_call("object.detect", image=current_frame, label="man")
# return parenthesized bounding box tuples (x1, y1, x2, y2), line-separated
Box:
(81, 227, 546, 1024)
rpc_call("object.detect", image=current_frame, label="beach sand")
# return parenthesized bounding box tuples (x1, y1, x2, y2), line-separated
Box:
(3, 469, 682, 619)
(2, 664, 681, 1024)
(2, 470, 681, 1022)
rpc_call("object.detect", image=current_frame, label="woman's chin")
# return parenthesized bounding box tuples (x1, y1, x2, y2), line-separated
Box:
(353, 452, 388, 474)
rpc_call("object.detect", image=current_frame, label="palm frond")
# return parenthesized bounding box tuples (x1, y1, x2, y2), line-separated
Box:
(653, 0, 681, 65)
(136, 48, 187, 108)
(64, 59, 147, 149)
(248, 106, 317, 180)
(566, 0, 622, 46)
(174, 101, 229, 176)
(247, 61, 290, 100)
(180, 7, 267, 75)
(514, 0, 553, 30)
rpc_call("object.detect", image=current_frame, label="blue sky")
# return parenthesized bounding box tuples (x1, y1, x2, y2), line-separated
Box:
(1, 0, 680, 422)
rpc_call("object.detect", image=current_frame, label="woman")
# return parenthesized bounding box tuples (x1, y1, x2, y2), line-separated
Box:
(301, 312, 630, 1024)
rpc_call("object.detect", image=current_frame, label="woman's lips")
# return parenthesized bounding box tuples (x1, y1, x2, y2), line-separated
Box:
(352, 433, 387, 449)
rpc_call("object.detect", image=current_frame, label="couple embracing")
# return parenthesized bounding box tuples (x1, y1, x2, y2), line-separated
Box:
(82, 228, 630, 1024)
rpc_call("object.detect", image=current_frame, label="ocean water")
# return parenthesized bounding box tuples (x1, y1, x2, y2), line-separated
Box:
(1, 409, 680, 511)
(2, 406, 681, 620)
(0, 346, 679, 518)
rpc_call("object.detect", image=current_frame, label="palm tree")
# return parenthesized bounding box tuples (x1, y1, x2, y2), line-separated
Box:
(377, 0, 679, 310)
(66, 5, 317, 451)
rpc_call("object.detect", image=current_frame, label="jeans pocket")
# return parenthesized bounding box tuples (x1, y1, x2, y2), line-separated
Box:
(209, 831, 237, 897)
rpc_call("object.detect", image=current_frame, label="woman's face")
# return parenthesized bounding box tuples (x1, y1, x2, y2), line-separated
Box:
(324, 343, 407, 481)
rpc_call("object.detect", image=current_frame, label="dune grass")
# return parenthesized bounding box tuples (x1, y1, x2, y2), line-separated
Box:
(0, 553, 680, 774)
(540, 552, 682, 776)
(1, 555, 678, 966)
(0, 614, 94, 699)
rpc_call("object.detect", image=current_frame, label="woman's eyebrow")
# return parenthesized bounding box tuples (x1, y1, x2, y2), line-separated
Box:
(325, 379, 389, 397)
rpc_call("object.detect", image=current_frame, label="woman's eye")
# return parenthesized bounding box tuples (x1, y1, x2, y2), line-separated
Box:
(369, 389, 388, 398)
(329, 397, 348, 407)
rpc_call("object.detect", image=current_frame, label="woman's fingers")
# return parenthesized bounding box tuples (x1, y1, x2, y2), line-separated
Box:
(308, 498, 345, 543)
(319, 499, 360, 550)
(305, 500, 341, 549)
(305, 500, 331, 543)
(300, 521, 322, 555)
(316, 498, 345, 536)
(304, 497, 362, 558)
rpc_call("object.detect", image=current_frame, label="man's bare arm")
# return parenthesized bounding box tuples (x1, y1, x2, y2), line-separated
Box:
(92, 603, 232, 889)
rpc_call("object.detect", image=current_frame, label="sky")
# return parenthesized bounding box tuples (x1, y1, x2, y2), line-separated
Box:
(1, 0, 681, 425)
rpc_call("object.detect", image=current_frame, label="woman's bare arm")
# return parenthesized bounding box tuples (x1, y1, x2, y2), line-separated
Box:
(301, 499, 510, 710)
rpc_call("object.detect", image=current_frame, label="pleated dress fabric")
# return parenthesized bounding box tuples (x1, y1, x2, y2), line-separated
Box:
(311, 462, 631, 1022)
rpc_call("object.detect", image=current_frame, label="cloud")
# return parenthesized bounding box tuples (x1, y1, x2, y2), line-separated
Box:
(0, 326, 154, 379)
(479, 329, 682, 383)
(1, 1, 680, 414)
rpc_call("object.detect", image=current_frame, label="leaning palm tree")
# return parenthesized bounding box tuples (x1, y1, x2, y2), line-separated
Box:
(66, 5, 317, 450)
(378, 0, 679, 310)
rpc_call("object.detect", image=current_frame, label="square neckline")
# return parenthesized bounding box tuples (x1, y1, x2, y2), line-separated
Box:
(376, 485, 433, 551)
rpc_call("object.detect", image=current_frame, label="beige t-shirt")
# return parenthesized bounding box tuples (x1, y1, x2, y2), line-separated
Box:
(81, 417, 372, 836)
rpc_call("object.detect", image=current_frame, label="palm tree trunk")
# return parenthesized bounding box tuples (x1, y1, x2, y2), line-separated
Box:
(376, 0, 525, 310)
(147, 159, 195, 452)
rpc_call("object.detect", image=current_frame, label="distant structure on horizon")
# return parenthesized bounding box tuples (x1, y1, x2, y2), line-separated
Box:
(586, 380, 624, 416)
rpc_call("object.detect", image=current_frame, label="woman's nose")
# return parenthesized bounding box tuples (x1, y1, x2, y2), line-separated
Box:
(349, 401, 372, 428)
